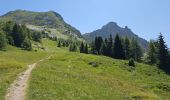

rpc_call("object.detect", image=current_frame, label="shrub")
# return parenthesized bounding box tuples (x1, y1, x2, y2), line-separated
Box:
(128, 58, 135, 67)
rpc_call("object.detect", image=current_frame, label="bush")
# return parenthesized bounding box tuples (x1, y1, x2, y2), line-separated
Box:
(128, 58, 135, 67)
(21, 38, 32, 51)
(0, 32, 7, 50)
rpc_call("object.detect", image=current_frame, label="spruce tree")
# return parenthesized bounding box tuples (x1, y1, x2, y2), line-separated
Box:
(107, 34, 113, 57)
(95, 37, 103, 54)
(130, 38, 143, 61)
(157, 33, 170, 71)
(84, 44, 88, 54)
(91, 41, 97, 54)
(124, 36, 130, 59)
(12, 24, 27, 47)
(113, 34, 125, 59)
(80, 42, 84, 53)
(146, 40, 157, 64)
(100, 42, 107, 56)
(57, 41, 61, 47)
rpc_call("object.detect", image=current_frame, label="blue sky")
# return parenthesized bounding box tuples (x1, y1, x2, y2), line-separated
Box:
(0, 0, 170, 46)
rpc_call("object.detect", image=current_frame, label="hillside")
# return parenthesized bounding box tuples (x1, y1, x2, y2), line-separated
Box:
(26, 40, 170, 100)
(83, 22, 148, 49)
(0, 39, 170, 100)
(0, 10, 82, 38)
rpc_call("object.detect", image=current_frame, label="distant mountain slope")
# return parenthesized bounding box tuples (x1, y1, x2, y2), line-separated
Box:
(0, 10, 82, 38)
(83, 22, 148, 49)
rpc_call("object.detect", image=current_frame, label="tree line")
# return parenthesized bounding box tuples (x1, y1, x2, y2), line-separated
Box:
(144, 33, 170, 73)
(90, 34, 143, 61)
(0, 21, 42, 51)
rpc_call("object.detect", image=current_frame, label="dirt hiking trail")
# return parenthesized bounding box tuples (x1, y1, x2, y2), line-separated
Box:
(5, 56, 51, 100)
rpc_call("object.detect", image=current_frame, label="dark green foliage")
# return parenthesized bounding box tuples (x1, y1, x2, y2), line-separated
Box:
(2, 21, 15, 45)
(130, 38, 143, 62)
(157, 33, 170, 72)
(31, 31, 42, 42)
(100, 42, 107, 56)
(90, 35, 143, 62)
(128, 58, 135, 67)
(12, 24, 27, 47)
(113, 34, 125, 59)
(69, 43, 77, 52)
(95, 37, 103, 54)
(0, 32, 7, 50)
(90, 41, 97, 54)
(124, 36, 130, 59)
(21, 38, 32, 51)
(80, 42, 88, 54)
(106, 35, 113, 57)
(57, 41, 61, 47)
(84, 44, 88, 54)
(146, 40, 157, 64)
(80, 42, 84, 53)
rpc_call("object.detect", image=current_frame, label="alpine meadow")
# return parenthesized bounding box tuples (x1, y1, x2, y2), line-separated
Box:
(0, 1, 170, 100)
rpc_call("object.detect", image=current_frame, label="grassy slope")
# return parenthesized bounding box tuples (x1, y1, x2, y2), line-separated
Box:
(27, 44, 170, 100)
(1, 39, 170, 100)
(0, 45, 49, 100)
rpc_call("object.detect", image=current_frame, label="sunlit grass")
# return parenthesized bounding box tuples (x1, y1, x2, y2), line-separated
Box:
(27, 48, 170, 100)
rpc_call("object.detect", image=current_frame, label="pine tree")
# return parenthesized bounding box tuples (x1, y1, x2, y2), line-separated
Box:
(0, 32, 7, 50)
(124, 36, 130, 59)
(130, 38, 143, 61)
(146, 40, 157, 64)
(100, 42, 107, 56)
(57, 41, 61, 47)
(84, 44, 88, 54)
(91, 41, 97, 54)
(12, 24, 27, 47)
(95, 36, 103, 54)
(113, 34, 125, 59)
(69, 43, 77, 52)
(157, 33, 170, 71)
(107, 34, 113, 57)
(80, 42, 84, 53)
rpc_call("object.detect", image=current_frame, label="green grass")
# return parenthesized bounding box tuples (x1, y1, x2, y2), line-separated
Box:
(1, 39, 170, 100)
(27, 48, 170, 100)
(0, 45, 49, 100)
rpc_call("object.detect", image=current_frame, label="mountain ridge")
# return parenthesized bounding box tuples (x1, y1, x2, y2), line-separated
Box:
(83, 22, 148, 49)
(0, 10, 82, 38)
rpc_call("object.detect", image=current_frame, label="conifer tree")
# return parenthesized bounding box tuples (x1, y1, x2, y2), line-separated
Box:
(57, 41, 61, 47)
(130, 38, 143, 61)
(80, 42, 84, 53)
(100, 42, 107, 56)
(107, 34, 113, 57)
(113, 34, 125, 59)
(95, 37, 103, 54)
(84, 44, 88, 54)
(12, 24, 27, 47)
(146, 40, 157, 64)
(157, 33, 170, 71)
(69, 43, 77, 52)
(91, 41, 97, 54)
(124, 36, 130, 59)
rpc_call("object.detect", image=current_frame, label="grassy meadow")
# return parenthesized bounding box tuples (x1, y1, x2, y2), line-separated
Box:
(27, 47, 170, 100)
(0, 39, 170, 100)
(0, 45, 49, 100)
